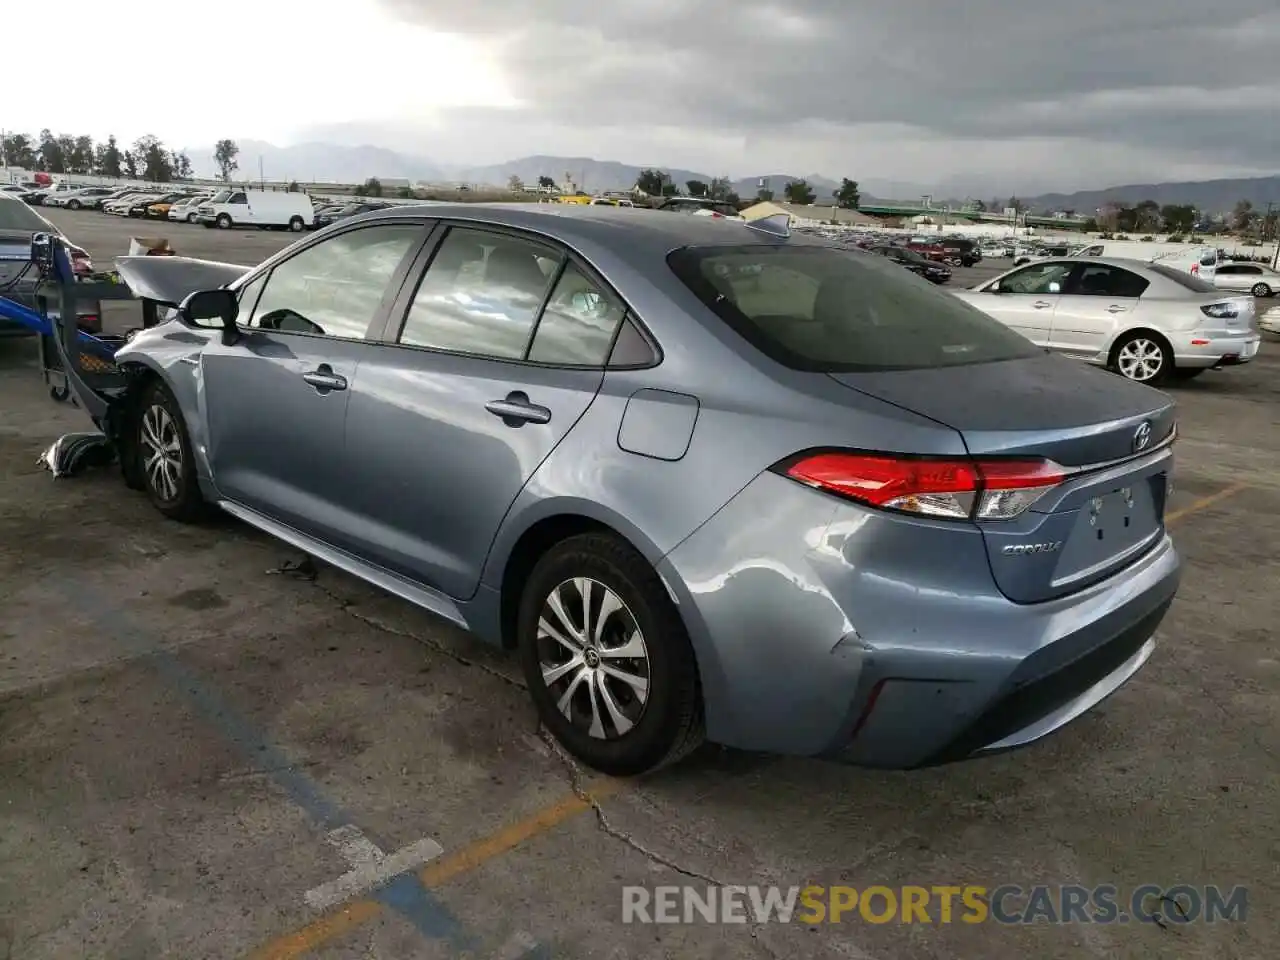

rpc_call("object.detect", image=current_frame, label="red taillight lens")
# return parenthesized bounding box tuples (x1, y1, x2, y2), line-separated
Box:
(780, 452, 1064, 521)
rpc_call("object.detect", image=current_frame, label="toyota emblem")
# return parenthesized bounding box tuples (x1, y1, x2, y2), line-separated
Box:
(1133, 421, 1152, 453)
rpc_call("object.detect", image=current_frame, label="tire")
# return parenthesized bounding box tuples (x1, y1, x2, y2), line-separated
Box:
(288, 216, 305, 232)
(187, 213, 197, 223)
(1111, 331, 1171, 384)
(517, 533, 704, 776)
(1251, 282, 1272, 298)
(135, 381, 210, 522)
(216, 214, 232, 229)
(67, 199, 81, 210)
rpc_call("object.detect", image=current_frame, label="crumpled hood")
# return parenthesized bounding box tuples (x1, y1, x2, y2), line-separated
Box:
(114, 255, 250, 306)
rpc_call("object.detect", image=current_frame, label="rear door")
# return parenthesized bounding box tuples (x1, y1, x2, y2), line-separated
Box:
(1048, 262, 1149, 357)
(199, 220, 428, 550)
(342, 223, 627, 599)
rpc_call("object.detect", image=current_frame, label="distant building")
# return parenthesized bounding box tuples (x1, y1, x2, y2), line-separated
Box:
(739, 200, 883, 228)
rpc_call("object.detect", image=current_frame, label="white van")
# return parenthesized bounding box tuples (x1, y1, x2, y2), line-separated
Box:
(1075, 240, 1217, 281)
(195, 189, 314, 232)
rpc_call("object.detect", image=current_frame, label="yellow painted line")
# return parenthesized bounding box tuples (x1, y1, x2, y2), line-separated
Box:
(247, 483, 1249, 959)
(247, 778, 623, 960)
(1165, 481, 1248, 525)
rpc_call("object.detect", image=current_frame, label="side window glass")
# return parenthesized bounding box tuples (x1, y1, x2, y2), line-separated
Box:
(1076, 265, 1149, 298)
(229, 192, 247, 204)
(399, 228, 558, 359)
(997, 263, 1073, 295)
(527, 263, 625, 366)
(236, 272, 267, 327)
(249, 224, 420, 339)
(608, 316, 658, 367)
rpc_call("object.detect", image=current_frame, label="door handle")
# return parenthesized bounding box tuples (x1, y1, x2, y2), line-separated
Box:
(301, 365, 347, 392)
(485, 392, 551, 425)
(1106, 304, 1127, 313)
(1032, 300, 1053, 309)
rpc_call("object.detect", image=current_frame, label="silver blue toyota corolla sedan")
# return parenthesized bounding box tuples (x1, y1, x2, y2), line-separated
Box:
(109, 203, 1180, 776)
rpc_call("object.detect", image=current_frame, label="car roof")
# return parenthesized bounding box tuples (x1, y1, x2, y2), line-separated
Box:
(353, 202, 802, 256)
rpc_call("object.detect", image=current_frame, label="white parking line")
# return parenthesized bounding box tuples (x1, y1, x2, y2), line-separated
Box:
(304, 824, 445, 910)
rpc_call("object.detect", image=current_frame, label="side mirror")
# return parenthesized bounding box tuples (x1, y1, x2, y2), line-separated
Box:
(179, 288, 240, 345)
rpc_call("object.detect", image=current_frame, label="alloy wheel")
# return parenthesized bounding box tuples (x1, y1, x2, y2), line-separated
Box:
(1117, 338, 1164, 381)
(536, 577, 650, 740)
(140, 404, 183, 501)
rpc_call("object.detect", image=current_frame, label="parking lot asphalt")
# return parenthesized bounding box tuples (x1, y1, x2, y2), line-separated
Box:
(1, 210, 1278, 960)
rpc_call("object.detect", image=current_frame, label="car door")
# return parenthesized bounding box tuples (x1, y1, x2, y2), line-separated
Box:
(197, 220, 428, 549)
(963, 260, 1075, 343)
(1213, 264, 1244, 291)
(1048, 262, 1150, 357)
(226, 190, 250, 223)
(343, 224, 628, 599)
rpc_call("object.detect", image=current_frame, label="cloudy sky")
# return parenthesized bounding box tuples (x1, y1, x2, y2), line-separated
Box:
(8, 0, 1280, 194)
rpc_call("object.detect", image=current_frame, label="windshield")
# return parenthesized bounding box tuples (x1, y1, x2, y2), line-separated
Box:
(0, 196, 56, 233)
(208, 189, 232, 203)
(667, 243, 1042, 372)
(1148, 263, 1219, 293)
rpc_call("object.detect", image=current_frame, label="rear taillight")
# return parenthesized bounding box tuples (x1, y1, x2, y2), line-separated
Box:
(1202, 302, 1239, 319)
(777, 451, 1065, 521)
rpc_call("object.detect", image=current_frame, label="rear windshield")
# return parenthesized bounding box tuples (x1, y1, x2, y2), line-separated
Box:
(667, 243, 1042, 372)
(1148, 263, 1218, 293)
(0, 197, 54, 233)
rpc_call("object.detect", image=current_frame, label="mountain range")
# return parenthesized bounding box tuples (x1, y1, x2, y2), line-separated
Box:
(182, 139, 1278, 214)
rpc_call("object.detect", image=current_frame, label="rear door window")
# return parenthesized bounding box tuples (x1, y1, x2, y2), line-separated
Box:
(667, 244, 1040, 372)
(1070, 264, 1149, 298)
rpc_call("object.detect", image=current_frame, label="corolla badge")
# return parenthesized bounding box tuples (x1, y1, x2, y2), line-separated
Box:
(1001, 542, 1063, 556)
(1133, 421, 1152, 453)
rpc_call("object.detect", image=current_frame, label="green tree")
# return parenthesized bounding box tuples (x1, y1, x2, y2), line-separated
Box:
(686, 179, 708, 197)
(122, 150, 139, 179)
(1133, 199, 1161, 233)
(170, 151, 193, 180)
(660, 181, 678, 197)
(973, 199, 988, 212)
(67, 135, 95, 174)
(707, 177, 732, 200)
(834, 177, 860, 210)
(214, 139, 240, 182)
(362, 177, 383, 198)
(1160, 204, 1196, 234)
(133, 136, 173, 182)
(784, 179, 816, 204)
(756, 188, 774, 202)
(537, 175, 556, 190)
(1, 133, 36, 168)
(37, 129, 65, 173)
(95, 136, 123, 177)
(1232, 199, 1255, 232)
(635, 168, 668, 196)
(508, 175, 525, 192)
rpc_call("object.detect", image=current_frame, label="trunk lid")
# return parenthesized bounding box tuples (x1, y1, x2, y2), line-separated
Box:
(829, 353, 1175, 603)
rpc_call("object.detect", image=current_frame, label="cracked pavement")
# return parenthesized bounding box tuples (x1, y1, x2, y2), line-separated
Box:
(2, 211, 1278, 959)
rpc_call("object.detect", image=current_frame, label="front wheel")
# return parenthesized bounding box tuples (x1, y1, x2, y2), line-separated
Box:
(1251, 282, 1272, 298)
(136, 381, 210, 522)
(216, 214, 232, 229)
(187, 213, 197, 223)
(517, 533, 704, 776)
(67, 199, 81, 210)
(1112, 332, 1170, 384)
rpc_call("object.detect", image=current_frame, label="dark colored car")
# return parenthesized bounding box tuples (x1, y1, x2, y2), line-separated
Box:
(0, 196, 99, 337)
(938, 237, 982, 267)
(128, 193, 189, 218)
(313, 201, 391, 229)
(868, 244, 952, 284)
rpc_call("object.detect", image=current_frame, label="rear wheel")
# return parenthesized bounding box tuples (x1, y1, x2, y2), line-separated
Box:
(288, 216, 305, 232)
(136, 381, 209, 522)
(517, 533, 704, 776)
(1251, 282, 1272, 298)
(1112, 332, 1170, 384)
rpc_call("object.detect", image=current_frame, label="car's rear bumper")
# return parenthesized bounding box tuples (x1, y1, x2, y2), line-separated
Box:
(1172, 331, 1261, 368)
(660, 471, 1180, 768)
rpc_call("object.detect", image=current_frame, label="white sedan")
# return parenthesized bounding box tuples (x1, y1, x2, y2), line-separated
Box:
(1213, 261, 1279, 298)
(952, 256, 1260, 383)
